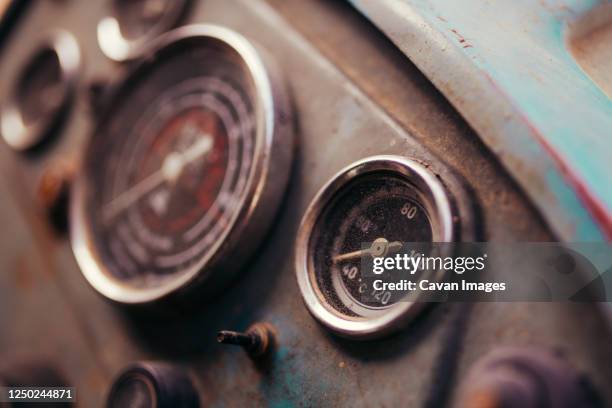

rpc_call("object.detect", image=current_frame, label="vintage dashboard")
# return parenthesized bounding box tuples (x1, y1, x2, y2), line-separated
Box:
(0, 0, 610, 407)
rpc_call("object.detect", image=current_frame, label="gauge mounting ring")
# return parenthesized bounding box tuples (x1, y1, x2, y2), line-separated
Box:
(71, 25, 293, 304)
(97, 0, 192, 62)
(295, 155, 457, 339)
(1, 31, 80, 152)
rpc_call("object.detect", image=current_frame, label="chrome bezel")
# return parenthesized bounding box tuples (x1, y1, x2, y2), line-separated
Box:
(1, 31, 80, 151)
(295, 156, 456, 340)
(71, 25, 293, 304)
(97, 0, 191, 62)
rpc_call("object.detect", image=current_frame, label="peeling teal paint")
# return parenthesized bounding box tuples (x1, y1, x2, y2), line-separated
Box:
(269, 399, 295, 408)
(351, 0, 612, 241)
(255, 317, 340, 406)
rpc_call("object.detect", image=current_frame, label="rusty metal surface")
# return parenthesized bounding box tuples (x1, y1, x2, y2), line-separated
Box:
(0, 0, 610, 406)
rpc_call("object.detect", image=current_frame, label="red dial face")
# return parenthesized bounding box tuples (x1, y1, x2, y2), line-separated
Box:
(136, 108, 229, 236)
(84, 43, 257, 288)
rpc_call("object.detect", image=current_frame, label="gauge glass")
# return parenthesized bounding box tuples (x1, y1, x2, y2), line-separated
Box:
(311, 174, 434, 317)
(114, 0, 179, 41)
(72, 26, 292, 303)
(17, 49, 63, 126)
(91, 44, 255, 287)
(1, 31, 79, 151)
(296, 156, 456, 339)
(98, 0, 190, 61)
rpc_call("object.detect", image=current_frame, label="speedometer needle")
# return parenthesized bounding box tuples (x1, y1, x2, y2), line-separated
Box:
(102, 133, 214, 222)
(332, 237, 403, 263)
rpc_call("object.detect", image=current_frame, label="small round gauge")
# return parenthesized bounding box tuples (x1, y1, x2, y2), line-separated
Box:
(71, 25, 293, 304)
(1, 31, 80, 152)
(97, 0, 191, 62)
(295, 156, 456, 339)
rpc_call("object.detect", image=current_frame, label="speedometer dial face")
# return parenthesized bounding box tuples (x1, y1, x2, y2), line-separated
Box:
(72, 26, 293, 304)
(296, 156, 456, 339)
(95, 54, 255, 284)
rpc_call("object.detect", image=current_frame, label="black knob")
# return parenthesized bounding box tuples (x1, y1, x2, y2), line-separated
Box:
(454, 347, 601, 408)
(107, 362, 198, 408)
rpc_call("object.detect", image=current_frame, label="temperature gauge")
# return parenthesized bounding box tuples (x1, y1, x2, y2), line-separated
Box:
(295, 156, 457, 339)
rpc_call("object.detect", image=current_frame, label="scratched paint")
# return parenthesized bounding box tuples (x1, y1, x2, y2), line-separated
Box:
(351, 0, 612, 241)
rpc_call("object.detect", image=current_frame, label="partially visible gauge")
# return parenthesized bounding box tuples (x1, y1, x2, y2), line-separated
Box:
(295, 156, 457, 339)
(1, 31, 80, 152)
(71, 25, 293, 304)
(97, 0, 191, 62)
(107, 362, 199, 408)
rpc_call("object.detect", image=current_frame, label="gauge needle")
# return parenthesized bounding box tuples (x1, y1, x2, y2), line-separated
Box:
(102, 133, 214, 222)
(332, 237, 403, 263)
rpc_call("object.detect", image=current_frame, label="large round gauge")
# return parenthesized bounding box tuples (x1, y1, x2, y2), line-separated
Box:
(295, 156, 456, 339)
(71, 25, 293, 304)
(97, 0, 191, 62)
(1, 31, 80, 152)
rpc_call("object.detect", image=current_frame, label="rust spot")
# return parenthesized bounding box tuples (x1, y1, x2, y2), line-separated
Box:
(450, 28, 473, 48)
(37, 160, 75, 234)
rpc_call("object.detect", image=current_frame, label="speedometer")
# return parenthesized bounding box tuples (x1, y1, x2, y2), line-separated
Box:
(71, 25, 293, 304)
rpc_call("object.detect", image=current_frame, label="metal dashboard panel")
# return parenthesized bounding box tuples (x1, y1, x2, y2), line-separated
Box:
(0, 0, 610, 407)
(350, 0, 612, 242)
(0, 1, 469, 404)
